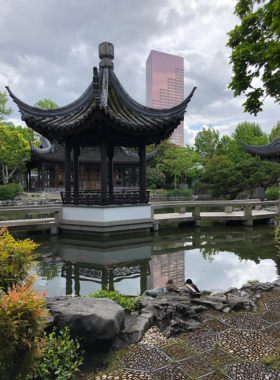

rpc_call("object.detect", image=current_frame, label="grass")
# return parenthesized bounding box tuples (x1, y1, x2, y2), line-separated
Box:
(246, 278, 260, 284)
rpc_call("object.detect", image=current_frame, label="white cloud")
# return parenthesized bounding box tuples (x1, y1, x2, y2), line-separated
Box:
(1, 0, 279, 141)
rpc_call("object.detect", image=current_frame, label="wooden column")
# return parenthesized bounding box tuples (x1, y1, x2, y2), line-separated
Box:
(42, 162, 45, 192)
(132, 167, 136, 187)
(55, 164, 59, 191)
(100, 135, 108, 204)
(25, 171, 28, 192)
(108, 148, 114, 193)
(28, 169, 31, 192)
(73, 145, 80, 192)
(64, 138, 72, 192)
(38, 167, 41, 190)
(138, 139, 147, 193)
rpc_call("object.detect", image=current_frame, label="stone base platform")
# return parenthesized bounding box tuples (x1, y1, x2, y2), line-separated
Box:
(56, 204, 153, 235)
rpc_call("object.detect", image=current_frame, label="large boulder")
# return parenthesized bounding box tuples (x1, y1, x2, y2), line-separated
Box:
(46, 296, 125, 346)
(252, 186, 265, 201)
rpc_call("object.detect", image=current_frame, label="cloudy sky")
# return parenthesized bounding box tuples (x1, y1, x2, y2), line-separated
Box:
(1, 0, 279, 146)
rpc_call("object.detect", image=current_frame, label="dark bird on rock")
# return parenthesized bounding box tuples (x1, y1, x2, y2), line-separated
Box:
(166, 279, 180, 293)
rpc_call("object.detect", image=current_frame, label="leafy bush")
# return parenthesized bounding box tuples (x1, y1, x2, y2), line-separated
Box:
(0, 182, 23, 200)
(29, 327, 83, 380)
(265, 186, 280, 200)
(88, 289, 144, 314)
(0, 227, 39, 293)
(166, 189, 192, 198)
(0, 277, 49, 380)
(147, 168, 166, 189)
(148, 184, 156, 190)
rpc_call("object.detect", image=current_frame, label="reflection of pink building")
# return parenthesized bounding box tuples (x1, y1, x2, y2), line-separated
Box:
(146, 50, 184, 147)
(152, 251, 185, 288)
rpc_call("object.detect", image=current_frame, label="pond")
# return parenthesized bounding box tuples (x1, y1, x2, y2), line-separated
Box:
(12, 222, 279, 297)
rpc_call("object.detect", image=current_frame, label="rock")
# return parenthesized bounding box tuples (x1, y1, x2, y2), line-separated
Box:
(209, 290, 225, 297)
(191, 298, 227, 311)
(114, 314, 151, 348)
(163, 318, 201, 338)
(235, 190, 253, 200)
(46, 296, 125, 345)
(251, 283, 274, 291)
(146, 286, 164, 298)
(225, 287, 239, 294)
(226, 294, 256, 311)
(222, 307, 231, 313)
(252, 186, 265, 201)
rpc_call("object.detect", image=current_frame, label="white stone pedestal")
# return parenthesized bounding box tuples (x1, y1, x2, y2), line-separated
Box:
(56, 204, 153, 235)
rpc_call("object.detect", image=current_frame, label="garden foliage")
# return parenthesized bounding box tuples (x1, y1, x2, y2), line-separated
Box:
(0, 227, 39, 293)
(0, 182, 23, 200)
(166, 189, 192, 198)
(88, 289, 144, 314)
(265, 186, 280, 200)
(0, 277, 49, 380)
(29, 327, 83, 380)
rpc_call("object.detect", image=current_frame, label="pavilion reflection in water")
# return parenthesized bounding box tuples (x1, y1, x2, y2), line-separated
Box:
(35, 226, 279, 296)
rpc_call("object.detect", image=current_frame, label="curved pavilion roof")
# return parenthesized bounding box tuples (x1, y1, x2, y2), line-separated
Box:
(6, 42, 196, 148)
(30, 137, 158, 164)
(242, 138, 280, 157)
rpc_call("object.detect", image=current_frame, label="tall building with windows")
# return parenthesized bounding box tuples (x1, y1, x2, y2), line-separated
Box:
(146, 50, 184, 147)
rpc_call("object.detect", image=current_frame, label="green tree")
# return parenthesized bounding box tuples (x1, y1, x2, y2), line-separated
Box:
(0, 91, 12, 123)
(175, 146, 201, 188)
(0, 127, 30, 185)
(34, 99, 58, 109)
(194, 127, 220, 164)
(269, 121, 280, 142)
(153, 140, 179, 183)
(227, 0, 280, 115)
(157, 145, 201, 188)
(222, 121, 268, 163)
(202, 153, 280, 198)
(146, 168, 166, 189)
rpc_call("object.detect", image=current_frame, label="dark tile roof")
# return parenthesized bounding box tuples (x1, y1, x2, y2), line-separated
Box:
(242, 138, 280, 156)
(6, 67, 196, 140)
(30, 137, 158, 164)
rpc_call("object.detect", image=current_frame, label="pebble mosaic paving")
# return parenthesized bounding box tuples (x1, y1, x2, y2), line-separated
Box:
(152, 364, 191, 379)
(226, 361, 280, 380)
(94, 291, 280, 380)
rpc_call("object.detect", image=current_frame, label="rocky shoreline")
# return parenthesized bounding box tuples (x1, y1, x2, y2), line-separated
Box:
(46, 278, 280, 349)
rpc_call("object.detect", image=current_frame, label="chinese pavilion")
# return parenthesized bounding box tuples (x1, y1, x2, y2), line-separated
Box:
(27, 136, 158, 192)
(7, 42, 196, 234)
(242, 138, 280, 162)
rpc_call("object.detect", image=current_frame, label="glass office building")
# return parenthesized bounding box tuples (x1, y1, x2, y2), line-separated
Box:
(146, 50, 184, 147)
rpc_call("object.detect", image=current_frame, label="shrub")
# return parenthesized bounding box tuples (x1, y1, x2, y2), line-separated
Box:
(166, 189, 192, 198)
(147, 168, 166, 189)
(88, 289, 144, 314)
(265, 186, 280, 200)
(0, 182, 23, 200)
(0, 227, 39, 293)
(29, 327, 83, 380)
(0, 277, 49, 380)
(148, 184, 156, 190)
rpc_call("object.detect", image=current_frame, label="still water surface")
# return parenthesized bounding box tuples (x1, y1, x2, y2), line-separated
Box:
(13, 224, 280, 296)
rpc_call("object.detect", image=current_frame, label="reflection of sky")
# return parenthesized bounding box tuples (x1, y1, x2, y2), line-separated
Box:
(33, 264, 141, 297)
(185, 249, 277, 291)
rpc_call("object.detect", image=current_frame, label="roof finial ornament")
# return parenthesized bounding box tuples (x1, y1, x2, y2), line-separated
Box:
(99, 42, 114, 69)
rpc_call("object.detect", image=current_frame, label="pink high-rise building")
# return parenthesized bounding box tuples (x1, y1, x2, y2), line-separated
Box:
(146, 50, 184, 147)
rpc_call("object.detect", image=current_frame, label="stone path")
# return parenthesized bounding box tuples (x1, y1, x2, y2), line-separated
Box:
(95, 290, 280, 380)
